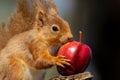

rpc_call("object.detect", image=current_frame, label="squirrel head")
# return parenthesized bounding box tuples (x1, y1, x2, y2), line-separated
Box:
(32, 0, 73, 46)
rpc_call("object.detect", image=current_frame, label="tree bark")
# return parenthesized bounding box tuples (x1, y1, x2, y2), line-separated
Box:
(50, 72, 93, 80)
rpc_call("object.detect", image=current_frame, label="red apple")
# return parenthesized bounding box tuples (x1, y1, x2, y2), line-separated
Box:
(57, 31, 92, 75)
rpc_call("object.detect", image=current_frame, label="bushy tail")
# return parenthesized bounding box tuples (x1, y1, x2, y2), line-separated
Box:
(0, 23, 9, 50)
(0, 0, 34, 50)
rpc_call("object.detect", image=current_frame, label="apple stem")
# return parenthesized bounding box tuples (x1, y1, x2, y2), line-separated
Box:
(79, 31, 82, 42)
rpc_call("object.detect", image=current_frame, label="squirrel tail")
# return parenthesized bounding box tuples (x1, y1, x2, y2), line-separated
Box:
(0, 22, 9, 50)
(0, 0, 34, 50)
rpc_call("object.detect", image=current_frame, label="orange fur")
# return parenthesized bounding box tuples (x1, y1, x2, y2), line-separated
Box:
(0, 0, 73, 80)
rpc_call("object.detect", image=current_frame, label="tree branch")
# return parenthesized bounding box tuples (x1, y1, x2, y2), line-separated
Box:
(50, 72, 93, 80)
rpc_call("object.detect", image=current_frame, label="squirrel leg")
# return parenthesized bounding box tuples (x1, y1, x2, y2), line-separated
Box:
(28, 40, 70, 69)
(5, 56, 25, 80)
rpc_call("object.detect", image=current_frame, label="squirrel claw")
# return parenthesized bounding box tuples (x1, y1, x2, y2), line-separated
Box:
(56, 63, 65, 68)
(54, 56, 71, 67)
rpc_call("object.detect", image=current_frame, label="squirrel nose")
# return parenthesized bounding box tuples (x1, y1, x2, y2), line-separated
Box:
(68, 37, 73, 42)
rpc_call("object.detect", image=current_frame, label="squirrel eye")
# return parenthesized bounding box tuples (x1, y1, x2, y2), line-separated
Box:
(51, 25, 59, 32)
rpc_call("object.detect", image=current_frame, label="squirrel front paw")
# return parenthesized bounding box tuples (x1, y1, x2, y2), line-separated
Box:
(53, 56, 71, 68)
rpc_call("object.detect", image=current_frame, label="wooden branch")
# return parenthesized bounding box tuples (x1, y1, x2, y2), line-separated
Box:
(50, 72, 93, 80)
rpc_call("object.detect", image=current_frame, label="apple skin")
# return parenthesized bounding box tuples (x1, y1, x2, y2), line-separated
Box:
(57, 41, 92, 76)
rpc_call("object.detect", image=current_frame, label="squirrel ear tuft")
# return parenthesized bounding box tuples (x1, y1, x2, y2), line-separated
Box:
(32, 0, 58, 27)
(41, 0, 59, 15)
(32, 0, 48, 27)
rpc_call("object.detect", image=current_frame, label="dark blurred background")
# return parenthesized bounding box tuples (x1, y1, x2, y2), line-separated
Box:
(0, 0, 120, 80)
(73, 0, 120, 80)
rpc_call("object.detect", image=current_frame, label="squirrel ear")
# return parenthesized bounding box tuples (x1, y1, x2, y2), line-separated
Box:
(41, 0, 59, 15)
(32, 0, 58, 28)
(32, 0, 48, 27)
(38, 11, 48, 25)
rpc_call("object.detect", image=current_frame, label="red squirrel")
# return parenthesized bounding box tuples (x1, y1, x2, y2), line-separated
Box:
(0, 0, 73, 80)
